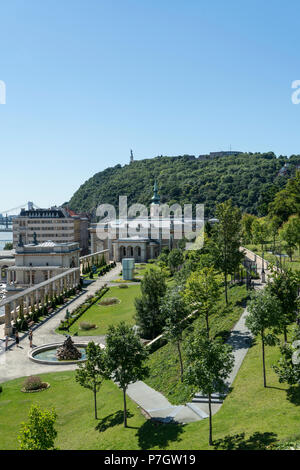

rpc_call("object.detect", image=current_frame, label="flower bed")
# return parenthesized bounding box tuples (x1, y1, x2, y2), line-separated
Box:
(58, 285, 109, 331)
(21, 376, 50, 393)
(13, 284, 83, 333)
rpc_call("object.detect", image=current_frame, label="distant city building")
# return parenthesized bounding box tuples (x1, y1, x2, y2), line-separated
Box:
(198, 151, 242, 160)
(12, 206, 89, 255)
(278, 163, 290, 176)
(6, 239, 80, 289)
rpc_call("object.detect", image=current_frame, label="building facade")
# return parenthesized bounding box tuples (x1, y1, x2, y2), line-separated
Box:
(89, 182, 199, 263)
(7, 239, 80, 289)
(13, 206, 89, 255)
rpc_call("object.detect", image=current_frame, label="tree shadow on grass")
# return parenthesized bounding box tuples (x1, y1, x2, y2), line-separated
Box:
(136, 419, 184, 450)
(286, 386, 300, 406)
(95, 410, 133, 432)
(213, 431, 278, 450)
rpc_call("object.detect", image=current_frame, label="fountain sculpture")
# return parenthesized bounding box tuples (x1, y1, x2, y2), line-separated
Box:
(56, 335, 82, 361)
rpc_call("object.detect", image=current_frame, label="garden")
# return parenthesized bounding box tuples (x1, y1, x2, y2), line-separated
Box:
(64, 284, 141, 336)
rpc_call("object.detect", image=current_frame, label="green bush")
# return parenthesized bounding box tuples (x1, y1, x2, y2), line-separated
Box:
(58, 286, 109, 331)
(98, 297, 119, 306)
(23, 376, 47, 392)
(79, 322, 96, 330)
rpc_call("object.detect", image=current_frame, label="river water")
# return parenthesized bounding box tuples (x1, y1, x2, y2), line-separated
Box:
(0, 229, 12, 250)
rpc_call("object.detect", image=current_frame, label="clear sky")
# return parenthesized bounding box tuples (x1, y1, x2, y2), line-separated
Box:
(0, 0, 300, 211)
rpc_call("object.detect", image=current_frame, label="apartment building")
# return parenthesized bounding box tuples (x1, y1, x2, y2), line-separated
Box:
(13, 206, 89, 255)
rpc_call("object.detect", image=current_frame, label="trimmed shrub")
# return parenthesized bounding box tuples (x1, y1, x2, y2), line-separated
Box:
(98, 297, 119, 306)
(79, 322, 96, 331)
(23, 376, 47, 392)
(118, 284, 128, 288)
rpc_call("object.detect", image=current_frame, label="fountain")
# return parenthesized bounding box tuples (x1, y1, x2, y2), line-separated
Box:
(56, 336, 82, 361)
(29, 337, 88, 365)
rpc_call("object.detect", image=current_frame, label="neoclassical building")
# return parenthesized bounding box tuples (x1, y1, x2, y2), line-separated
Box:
(6, 235, 80, 290)
(89, 182, 198, 262)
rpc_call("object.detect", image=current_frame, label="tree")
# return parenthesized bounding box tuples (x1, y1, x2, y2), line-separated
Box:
(184, 267, 221, 338)
(213, 200, 243, 304)
(134, 266, 167, 339)
(268, 215, 281, 251)
(3, 242, 13, 250)
(75, 342, 108, 419)
(168, 249, 184, 274)
(18, 404, 57, 450)
(184, 331, 234, 446)
(251, 218, 270, 252)
(268, 170, 300, 223)
(241, 213, 256, 244)
(273, 326, 300, 386)
(161, 288, 189, 382)
(266, 268, 299, 342)
(279, 215, 300, 261)
(106, 322, 149, 427)
(246, 290, 281, 387)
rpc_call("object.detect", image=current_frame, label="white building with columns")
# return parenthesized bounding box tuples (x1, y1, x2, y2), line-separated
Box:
(89, 181, 195, 263)
(6, 237, 80, 290)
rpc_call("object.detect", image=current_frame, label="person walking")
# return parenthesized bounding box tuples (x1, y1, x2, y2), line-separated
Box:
(28, 329, 33, 348)
(5, 335, 9, 351)
(15, 331, 19, 348)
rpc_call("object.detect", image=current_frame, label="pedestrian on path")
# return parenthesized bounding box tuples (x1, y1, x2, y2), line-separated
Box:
(5, 335, 9, 351)
(15, 331, 19, 348)
(28, 329, 33, 348)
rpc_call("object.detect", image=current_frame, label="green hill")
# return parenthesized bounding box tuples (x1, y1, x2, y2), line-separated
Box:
(68, 152, 300, 217)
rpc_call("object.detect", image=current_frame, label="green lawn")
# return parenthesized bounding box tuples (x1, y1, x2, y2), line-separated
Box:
(1, 334, 299, 450)
(245, 243, 300, 272)
(67, 285, 141, 336)
(145, 284, 250, 404)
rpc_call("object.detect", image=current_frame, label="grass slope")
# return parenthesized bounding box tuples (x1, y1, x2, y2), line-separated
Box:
(145, 285, 249, 404)
(1, 337, 299, 450)
(68, 285, 141, 336)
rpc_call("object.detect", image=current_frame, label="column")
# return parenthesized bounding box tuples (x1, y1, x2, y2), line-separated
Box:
(40, 287, 45, 308)
(13, 300, 18, 321)
(30, 293, 35, 313)
(4, 302, 12, 335)
(141, 245, 147, 262)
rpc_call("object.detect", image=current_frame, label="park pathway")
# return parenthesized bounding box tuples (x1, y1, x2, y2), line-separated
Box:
(0, 264, 121, 384)
(0, 249, 271, 425)
(126, 247, 271, 423)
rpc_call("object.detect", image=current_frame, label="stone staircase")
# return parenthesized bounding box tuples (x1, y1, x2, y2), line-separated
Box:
(191, 391, 226, 405)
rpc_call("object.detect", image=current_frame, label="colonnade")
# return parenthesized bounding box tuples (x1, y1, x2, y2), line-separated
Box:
(79, 249, 109, 273)
(1, 267, 80, 335)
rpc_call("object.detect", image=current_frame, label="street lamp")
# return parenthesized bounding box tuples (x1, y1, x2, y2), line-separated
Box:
(261, 241, 266, 283)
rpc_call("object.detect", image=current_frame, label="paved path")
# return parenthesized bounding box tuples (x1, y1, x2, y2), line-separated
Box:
(0, 250, 270, 425)
(126, 301, 256, 424)
(0, 264, 121, 384)
(125, 249, 269, 424)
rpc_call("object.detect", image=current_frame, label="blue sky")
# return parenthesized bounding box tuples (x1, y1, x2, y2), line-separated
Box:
(0, 0, 300, 210)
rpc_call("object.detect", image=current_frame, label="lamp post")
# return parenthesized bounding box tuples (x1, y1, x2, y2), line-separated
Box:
(261, 242, 266, 283)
